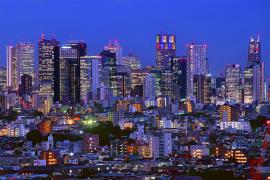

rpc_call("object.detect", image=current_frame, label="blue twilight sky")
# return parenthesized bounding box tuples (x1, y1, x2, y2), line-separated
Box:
(0, 0, 270, 76)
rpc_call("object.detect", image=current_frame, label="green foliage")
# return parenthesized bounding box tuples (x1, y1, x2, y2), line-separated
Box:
(0, 111, 19, 121)
(26, 130, 46, 145)
(94, 102, 104, 113)
(79, 168, 98, 178)
(187, 170, 244, 180)
(209, 133, 217, 144)
(32, 110, 43, 117)
(250, 116, 267, 130)
(84, 121, 133, 146)
(52, 133, 82, 142)
(26, 130, 82, 145)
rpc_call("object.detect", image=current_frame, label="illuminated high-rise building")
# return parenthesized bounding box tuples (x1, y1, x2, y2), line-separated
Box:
(16, 42, 35, 87)
(244, 36, 265, 104)
(6, 45, 17, 90)
(38, 35, 60, 96)
(150, 69, 162, 96)
(143, 74, 156, 99)
(80, 56, 92, 102)
(248, 35, 261, 66)
(172, 57, 188, 99)
(54, 42, 87, 104)
(218, 104, 240, 122)
(19, 74, 32, 96)
(156, 34, 176, 69)
(0, 67, 7, 91)
(121, 54, 142, 70)
(161, 69, 173, 97)
(193, 74, 212, 104)
(100, 50, 118, 96)
(243, 66, 253, 104)
(253, 62, 265, 103)
(187, 44, 208, 96)
(129, 69, 149, 97)
(90, 56, 102, 100)
(225, 64, 241, 103)
(104, 40, 122, 65)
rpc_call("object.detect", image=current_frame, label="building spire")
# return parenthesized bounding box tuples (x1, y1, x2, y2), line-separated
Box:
(41, 33, 45, 40)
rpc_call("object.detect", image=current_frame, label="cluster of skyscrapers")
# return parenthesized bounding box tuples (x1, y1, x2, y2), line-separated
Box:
(0, 34, 266, 112)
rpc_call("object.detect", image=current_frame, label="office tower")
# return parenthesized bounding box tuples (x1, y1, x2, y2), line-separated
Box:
(186, 44, 208, 96)
(215, 75, 226, 99)
(16, 42, 35, 87)
(38, 36, 60, 96)
(54, 42, 87, 104)
(90, 56, 102, 100)
(161, 69, 173, 97)
(172, 57, 188, 99)
(0, 67, 7, 91)
(225, 64, 241, 103)
(150, 69, 162, 96)
(253, 62, 265, 103)
(121, 54, 142, 69)
(104, 40, 122, 65)
(6, 45, 17, 90)
(248, 35, 261, 66)
(131, 69, 149, 97)
(100, 50, 118, 96)
(80, 56, 91, 102)
(193, 74, 212, 104)
(115, 72, 131, 97)
(218, 104, 240, 121)
(143, 74, 156, 99)
(156, 34, 176, 69)
(19, 74, 32, 96)
(243, 66, 253, 104)
(244, 36, 265, 104)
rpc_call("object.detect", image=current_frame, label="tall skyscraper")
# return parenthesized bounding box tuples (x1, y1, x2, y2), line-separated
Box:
(6, 45, 17, 90)
(143, 74, 156, 99)
(38, 36, 60, 96)
(243, 66, 253, 104)
(54, 41, 87, 104)
(121, 54, 142, 70)
(90, 56, 102, 100)
(156, 34, 176, 69)
(193, 74, 212, 104)
(100, 50, 118, 96)
(0, 67, 7, 91)
(225, 64, 241, 103)
(16, 42, 35, 87)
(248, 35, 261, 66)
(187, 43, 208, 96)
(80, 56, 92, 102)
(19, 74, 32, 96)
(172, 57, 188, 99)
(244, 36, 265, 104)
(104, 40, 122, 65)
(253, 62, 265, 103)
(161, 69, 173, 97)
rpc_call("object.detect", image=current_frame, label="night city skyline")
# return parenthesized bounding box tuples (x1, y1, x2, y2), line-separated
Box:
(0, 0, 270, 75)
(1, 1, 270, 179)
